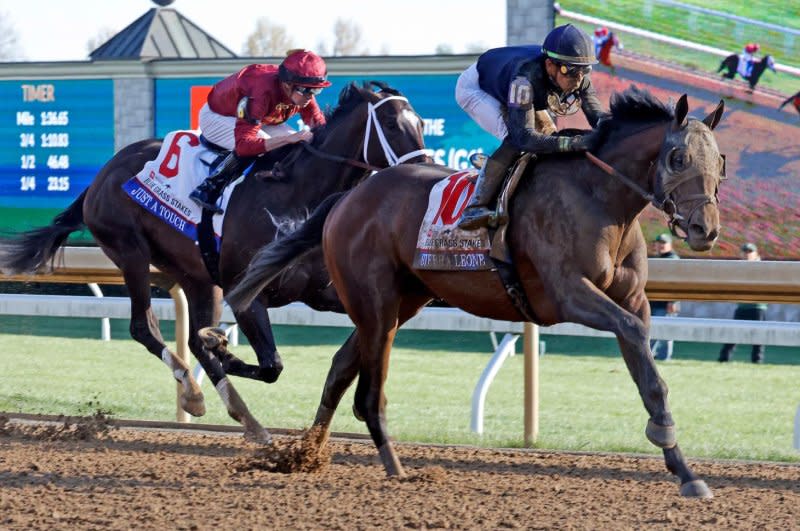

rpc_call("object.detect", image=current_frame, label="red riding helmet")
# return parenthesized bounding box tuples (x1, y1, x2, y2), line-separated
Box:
(279, 49, 332, 88)
(594, 26, 608, 37)
(744, 42, 760, 54)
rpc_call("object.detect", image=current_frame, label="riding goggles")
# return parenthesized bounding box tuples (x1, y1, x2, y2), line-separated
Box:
(556, 63, 592, 78)
(293, 85, 323, 96)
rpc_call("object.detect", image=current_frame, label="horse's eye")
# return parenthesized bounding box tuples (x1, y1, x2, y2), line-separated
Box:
(668, 148, 687, 172)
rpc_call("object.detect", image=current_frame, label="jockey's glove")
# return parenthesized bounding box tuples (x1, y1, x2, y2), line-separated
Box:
(557, 134, 594, 152)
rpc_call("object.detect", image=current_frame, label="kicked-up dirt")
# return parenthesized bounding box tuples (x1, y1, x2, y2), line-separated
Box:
(0, 415, 798, 530)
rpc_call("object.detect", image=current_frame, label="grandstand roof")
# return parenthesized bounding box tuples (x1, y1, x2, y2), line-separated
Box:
(89, 7, 236, 61)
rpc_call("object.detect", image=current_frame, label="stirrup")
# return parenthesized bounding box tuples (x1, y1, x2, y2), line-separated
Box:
(457, 207, 505, 230)
(189, 190, 224, 215)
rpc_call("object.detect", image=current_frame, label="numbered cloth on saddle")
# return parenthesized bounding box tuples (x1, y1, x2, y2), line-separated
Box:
(121, 130, 238, 246)
(412, 170, 494, 271)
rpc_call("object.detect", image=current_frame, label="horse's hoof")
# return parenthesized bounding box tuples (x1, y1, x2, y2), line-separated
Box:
(379, 443, 406, 477)
(352, 403, 365, 422)
(181, 393, 206, 417)
(244, 426, 272, 445)
(680, 479, 713, 498)
(645, 419, 676, 449)
(198, 327, 227, 349)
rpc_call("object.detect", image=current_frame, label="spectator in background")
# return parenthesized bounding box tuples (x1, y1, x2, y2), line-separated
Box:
(649, 233, 680, 361)
(779, 90, 800, 117)
(739, 42, 760, 79)
(718, 243, 768, 364)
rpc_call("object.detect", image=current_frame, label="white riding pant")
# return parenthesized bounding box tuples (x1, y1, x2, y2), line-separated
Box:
(198, 102, 295, 151)
(454, 62, 508, 141)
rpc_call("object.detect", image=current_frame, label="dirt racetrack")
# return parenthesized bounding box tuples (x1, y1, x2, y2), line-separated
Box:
(1, 415, 798, 530)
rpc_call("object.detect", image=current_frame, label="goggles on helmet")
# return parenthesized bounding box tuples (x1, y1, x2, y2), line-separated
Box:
(555, 62, 592, 78)
(292, 85, 323, 96)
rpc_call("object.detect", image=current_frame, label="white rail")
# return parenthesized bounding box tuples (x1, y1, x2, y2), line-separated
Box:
(2, 248, 799, 449)
(560, 8, 800, 77)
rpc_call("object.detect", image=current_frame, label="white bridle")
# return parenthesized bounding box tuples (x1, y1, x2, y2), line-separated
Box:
(363, 96, 428, 167)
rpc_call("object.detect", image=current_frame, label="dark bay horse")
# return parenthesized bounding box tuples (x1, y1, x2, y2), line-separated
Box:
(0, 81, 427, 441)
(227, 87, 725, 497)
(717, 53, 776, 90)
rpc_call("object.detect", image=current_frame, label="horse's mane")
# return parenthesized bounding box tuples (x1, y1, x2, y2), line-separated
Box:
(590, 85, 674, 149)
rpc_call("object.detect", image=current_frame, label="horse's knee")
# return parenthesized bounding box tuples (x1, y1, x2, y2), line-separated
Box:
(257, 360, 283, 383)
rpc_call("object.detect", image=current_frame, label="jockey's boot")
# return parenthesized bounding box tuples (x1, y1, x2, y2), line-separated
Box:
(457, 140, 519, 230)
(189, 152, 245, 215)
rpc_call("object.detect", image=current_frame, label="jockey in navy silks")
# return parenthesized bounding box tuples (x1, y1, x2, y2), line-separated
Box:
(454, 24, 607, 230)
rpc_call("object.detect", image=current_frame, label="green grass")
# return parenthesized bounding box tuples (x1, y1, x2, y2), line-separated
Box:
(558, 0, 800, 94)
(1, 323, 798, 463)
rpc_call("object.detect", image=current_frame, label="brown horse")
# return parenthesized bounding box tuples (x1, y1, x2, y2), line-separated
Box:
(227, 87, 726, 497)
(0, 81, 427, 441)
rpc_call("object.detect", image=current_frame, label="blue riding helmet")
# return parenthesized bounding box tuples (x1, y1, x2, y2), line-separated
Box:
(542, 24, 598, 66)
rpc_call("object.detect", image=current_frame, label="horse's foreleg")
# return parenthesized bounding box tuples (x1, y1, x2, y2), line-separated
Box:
(181, 283, 269, 443)
(555, 278, 710, 497)
(194, 328, 271, 444)
(230, 299, 284, 383)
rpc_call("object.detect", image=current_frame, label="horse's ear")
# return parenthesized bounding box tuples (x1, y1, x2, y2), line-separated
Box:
(673, 94, 689, 129)
(702, 100, 725, 130)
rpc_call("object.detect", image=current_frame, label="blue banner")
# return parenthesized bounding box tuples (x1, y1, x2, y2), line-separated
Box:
(154, 74, 501, 171)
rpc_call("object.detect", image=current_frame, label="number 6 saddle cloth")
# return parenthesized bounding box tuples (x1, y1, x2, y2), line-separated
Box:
(121, 130, 238, 250)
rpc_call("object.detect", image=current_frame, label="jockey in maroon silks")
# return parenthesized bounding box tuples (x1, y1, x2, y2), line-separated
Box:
(779, 90, 800, 117)
(190, 49, 332, 214)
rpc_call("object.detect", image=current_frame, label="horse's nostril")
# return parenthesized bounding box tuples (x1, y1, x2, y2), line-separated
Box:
(707, 228, 720, 241)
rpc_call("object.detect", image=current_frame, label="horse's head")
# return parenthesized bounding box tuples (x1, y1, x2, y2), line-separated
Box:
(654, 94, 725, 251)
(764, 54, 777, 73)
(314, 81, 428, 170)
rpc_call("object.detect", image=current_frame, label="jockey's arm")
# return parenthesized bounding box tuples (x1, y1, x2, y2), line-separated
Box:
(233, 120, 311, 157)
(262, 130, 312, 153)
(506, 105, 591, 153)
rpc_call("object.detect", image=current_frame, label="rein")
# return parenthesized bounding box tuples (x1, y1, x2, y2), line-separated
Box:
(301, 142, 383, 172)
(301, 95, 427, 173)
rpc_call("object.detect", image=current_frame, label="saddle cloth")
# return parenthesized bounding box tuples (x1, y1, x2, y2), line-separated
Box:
(122, 130, 243, 249)
(412, 170, 494, 271)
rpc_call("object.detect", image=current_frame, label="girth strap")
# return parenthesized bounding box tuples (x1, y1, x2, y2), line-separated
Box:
(490, 257, 541, 324)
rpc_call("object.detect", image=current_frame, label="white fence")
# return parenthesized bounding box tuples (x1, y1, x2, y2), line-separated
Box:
(560, 8, 800, 77)
(2, 247, 799, 448)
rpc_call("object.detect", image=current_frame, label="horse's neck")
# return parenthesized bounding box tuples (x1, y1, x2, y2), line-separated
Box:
(592, 125, 666, 220)
(290, 138, 367, 201)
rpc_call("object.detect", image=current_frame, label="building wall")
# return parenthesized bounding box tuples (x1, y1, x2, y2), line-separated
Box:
(507, 0, 555, 45)
(114, 78, 154, 152)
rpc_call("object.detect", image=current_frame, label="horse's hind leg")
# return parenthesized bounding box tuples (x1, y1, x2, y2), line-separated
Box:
(554, 278, 710, 497)
(305, 294, 431, 473)
(114, 259, 205, 417)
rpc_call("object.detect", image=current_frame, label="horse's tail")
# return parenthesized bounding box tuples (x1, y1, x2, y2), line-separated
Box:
(226, 191, 346, 311)
(0, 189, 88, 274)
